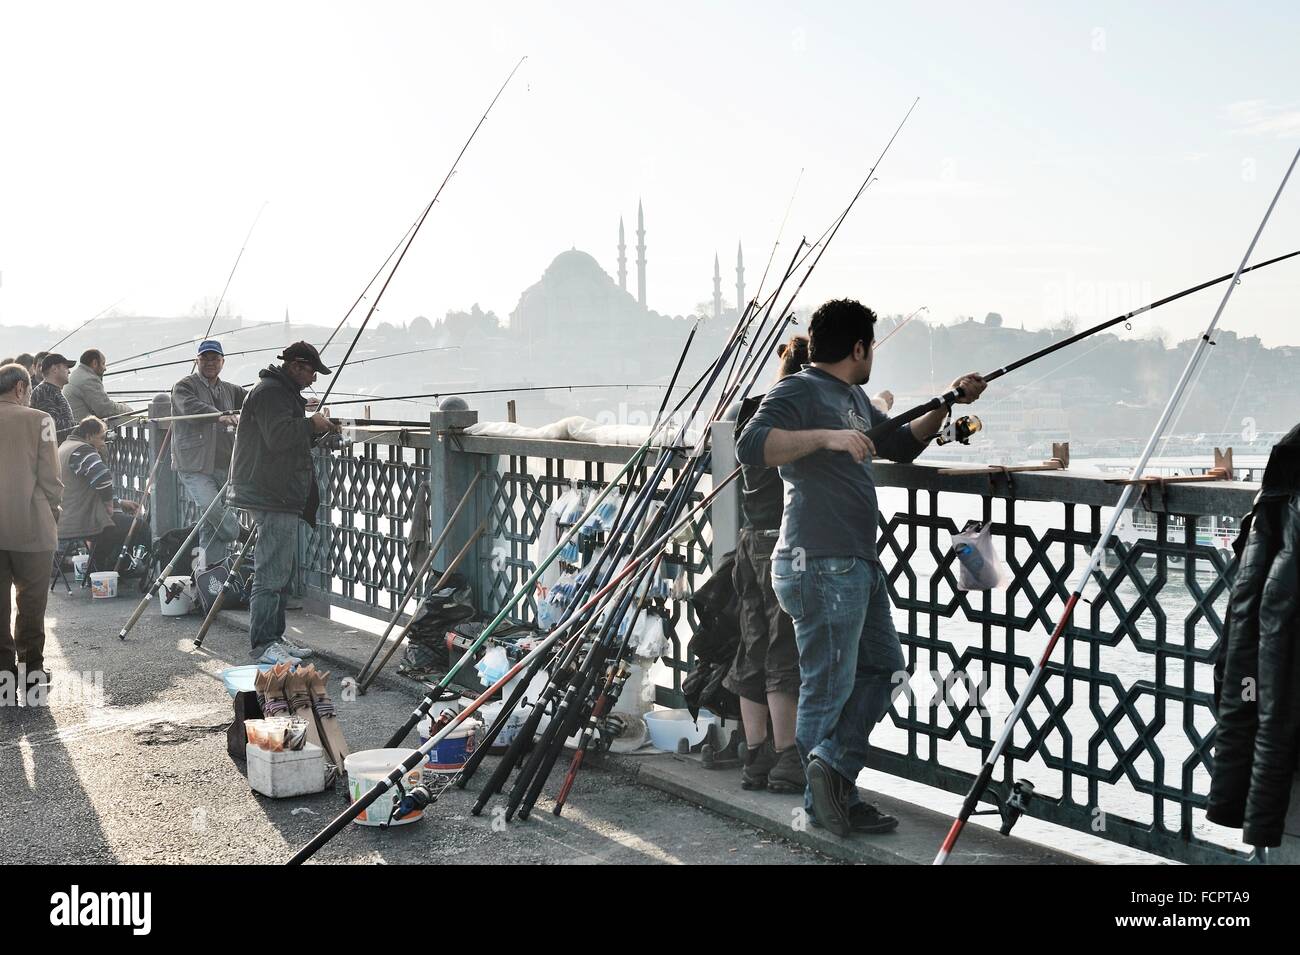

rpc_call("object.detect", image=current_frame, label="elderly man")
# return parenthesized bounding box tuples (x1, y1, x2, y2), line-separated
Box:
(56, 417, 147, 573)
(65, 348, 136, 423)
(30, 353, 76, 436)
(171, 340, 247, 563)
(229, 341, 339, 665)
(0, 363, 63, 697)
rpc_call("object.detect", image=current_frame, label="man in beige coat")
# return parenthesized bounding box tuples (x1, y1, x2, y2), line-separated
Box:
(0, 363, 63, 692)
(64, 348, 136, 423)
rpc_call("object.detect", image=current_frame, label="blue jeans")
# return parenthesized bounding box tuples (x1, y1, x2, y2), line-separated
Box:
(246, 509, 299, 654)
(177, 469, 240, 563)
(771, 555, 907, 811)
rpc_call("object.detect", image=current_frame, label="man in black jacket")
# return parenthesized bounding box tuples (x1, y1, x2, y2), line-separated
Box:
(229, 341, 339, 665)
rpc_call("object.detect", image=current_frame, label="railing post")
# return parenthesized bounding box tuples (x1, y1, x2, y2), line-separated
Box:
(708, 420, 740, 560)
(147, 393, 180, 538)
(428, 408, 492, 606)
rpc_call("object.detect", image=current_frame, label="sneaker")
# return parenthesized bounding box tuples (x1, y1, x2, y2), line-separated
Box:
(806, 756, 853, 837)
(766, 745, 806, 794)
(740, 739, 779, 790)
(256, 642, 303, 666)
(278, 638, 314, 658)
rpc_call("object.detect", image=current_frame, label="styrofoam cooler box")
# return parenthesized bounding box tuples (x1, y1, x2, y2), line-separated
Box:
(247, 741, 328, 798)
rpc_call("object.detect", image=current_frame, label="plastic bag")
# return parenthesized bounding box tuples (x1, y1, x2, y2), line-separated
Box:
(951, 520, 1009, 591)
(475, 645, 510, 688)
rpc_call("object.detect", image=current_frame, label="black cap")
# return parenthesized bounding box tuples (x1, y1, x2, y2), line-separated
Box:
(277, 341, 331, 375)
(40, 352, 74, 372)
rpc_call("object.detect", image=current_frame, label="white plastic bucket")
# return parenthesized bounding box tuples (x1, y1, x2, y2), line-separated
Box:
(344, 749, 425, 827)
(159, 576, 195, 616)
(89, 571, 119, 599)
(72, 554, 90, 581)
(418, 713, 481, 776)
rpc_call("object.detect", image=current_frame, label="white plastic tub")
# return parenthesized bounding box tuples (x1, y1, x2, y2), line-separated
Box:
(344, 748, 425, 827)
(159, 576, 195, 616)
(645, 708, 718, 752)
(89, 571, 119, 598)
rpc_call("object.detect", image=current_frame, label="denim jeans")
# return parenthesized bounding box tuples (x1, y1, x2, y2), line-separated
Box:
(246, 509, 299, 654)
(177, 469, 240, 563)
(771, 554, 907, 811)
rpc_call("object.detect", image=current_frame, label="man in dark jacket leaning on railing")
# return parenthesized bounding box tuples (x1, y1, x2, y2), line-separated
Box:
(228, 341, 340, 666)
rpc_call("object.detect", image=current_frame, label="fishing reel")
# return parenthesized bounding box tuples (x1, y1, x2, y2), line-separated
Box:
(386, 781, 436, 826)
(966, 777, 1035, 836)
(316, 428, 353, 451)
(936, 414, 982, 446)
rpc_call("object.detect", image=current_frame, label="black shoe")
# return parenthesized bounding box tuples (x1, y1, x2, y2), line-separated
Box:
(766, 745, 806, 794)
(806, 756, 852, 837)
(847, 802, 899, 834)
(741, 739, 779, 790)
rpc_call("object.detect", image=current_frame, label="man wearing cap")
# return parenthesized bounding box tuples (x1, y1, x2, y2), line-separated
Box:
(30, 353, 76, 436)
(171, 340, 247, 562)
(229, 342, 340, 666)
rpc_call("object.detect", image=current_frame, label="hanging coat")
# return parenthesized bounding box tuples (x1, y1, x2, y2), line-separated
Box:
(1207, 425, 1300, 847)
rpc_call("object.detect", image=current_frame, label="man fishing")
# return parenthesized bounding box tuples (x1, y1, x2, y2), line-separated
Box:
(171, 339, 247, 563)
(65, 348, 137, 422)
(30, 353, 75, 435)
(229, 341, 339, 666)
(736, 297, 987, 837)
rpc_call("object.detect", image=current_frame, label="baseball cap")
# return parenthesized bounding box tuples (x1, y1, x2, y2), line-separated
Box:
(197, 339, 224, 356)
(277, 341, 331, 375)
(40, 352, 74, 372)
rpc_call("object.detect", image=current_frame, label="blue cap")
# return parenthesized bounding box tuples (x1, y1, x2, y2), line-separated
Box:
(197, 339, 224, 356)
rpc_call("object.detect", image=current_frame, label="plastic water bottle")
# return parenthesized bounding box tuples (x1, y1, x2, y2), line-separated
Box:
(955, 542, 986, 576)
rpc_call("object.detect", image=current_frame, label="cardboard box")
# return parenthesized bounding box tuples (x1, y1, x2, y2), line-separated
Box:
(247, 741, 328, 798)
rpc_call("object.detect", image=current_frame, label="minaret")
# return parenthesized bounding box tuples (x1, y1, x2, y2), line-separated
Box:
(735, 241, 746, 312)
(712, 253, 722, 319)
(636, 199, 647, 308)
(617, 217, 628, 291)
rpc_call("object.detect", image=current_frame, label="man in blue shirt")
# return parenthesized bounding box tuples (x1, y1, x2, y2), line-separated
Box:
(736, 298, 986, 836)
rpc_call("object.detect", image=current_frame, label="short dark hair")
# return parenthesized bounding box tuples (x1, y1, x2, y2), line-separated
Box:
(71, 416, 106, 440)
(776, 334, 810, 378)
(16, 353, 35, 369)
(808, 298, 877, 363)
(80, 348, 104, 366)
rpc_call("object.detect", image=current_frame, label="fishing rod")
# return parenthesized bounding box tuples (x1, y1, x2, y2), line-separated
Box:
(320, 214, 423, 354)
(467, 112, 921, 816)
(200, 201, 269, 342)
(453, 319, 728, 794)
(111, 319, 284, 367)
(116, 204, 269, 629)
(47, 295, 129, 352)
(935, 145, 1300, 864)
(106, 343, 462, 381)
(105, 345, 282, 378)
(865, 245, 1300, 446)
(316, 57, 526, 408)
(874, 305, 928, 350)
(394, 288, 754, 759)
(288, 464, 742, 864)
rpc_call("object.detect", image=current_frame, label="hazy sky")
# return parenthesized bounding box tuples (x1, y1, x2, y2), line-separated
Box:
(2, 1, 1298, 346)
